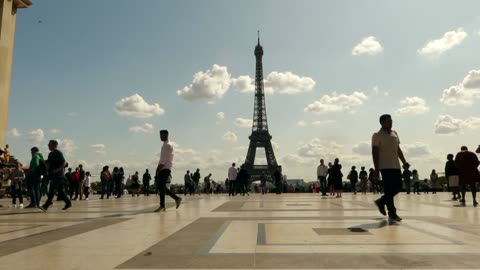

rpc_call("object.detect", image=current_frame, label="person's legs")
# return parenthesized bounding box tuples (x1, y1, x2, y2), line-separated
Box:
(12, 187, 17, 205)
(157, 170, 169, 208)
(32, 181, 40, 206)
(380, 169, 402, 218)
(57, 179, 71, 207)
(84, 187, 89, 199)
(45, 178, 59, 206)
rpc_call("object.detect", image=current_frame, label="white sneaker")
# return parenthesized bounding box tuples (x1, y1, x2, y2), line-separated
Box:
(12, 204, 17, 208)
(85, 198, 89, 201)
(19, 203, 24, 208)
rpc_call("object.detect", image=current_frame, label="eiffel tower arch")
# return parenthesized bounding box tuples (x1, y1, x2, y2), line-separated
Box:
(243, 33, 281, 183)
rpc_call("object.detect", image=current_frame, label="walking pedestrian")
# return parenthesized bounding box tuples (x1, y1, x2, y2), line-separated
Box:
(40, 140, 72, 211)
(100, 166, 112, 199)
(154, 130, 182, 212)
(331, 158, 343, 198)
(131, 171, 140, 197)
(412, 169, 420, 195)
(228, 163, 238, 196)
(445, 154, 460, 200)
(26, 147, 44, 208)
(83, 171, 91, 200)
(9, 162, 25, 208)
(143, 169, 152, 196)
(317, 159, 328, 196)
(348, 166, 358, 194)
(372, 114, 409, 222)
(430, 170, 439, 194)
(359, 166, 368, 194)
(402, 164, 412, 194)
(455, 146, 480, 207)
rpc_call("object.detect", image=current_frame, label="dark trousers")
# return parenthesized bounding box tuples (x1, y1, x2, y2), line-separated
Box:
(45, 176, 71, 206)
(70, 182, 79, 199)
(405, 180, 411, 194)
(27, 177, 41, 206)
(100, 181, 112, 198)
(115, 180, 122, 197)
(319, 176, 327, 195)
(229, 181, 236, 196)
(378, 169, 402, 217)
(143, 181, 150, 196)
(12, 186, 23, 205)
(157, 169, 179, 208)
(84, 186, 90, 199)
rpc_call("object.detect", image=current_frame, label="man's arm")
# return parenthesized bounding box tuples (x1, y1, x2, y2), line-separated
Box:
(397, 147, 407, 166)
(372, 146, 380, 179)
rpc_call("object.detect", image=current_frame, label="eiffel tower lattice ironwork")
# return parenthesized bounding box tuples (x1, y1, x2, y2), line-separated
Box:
(243, 32, 281, 183)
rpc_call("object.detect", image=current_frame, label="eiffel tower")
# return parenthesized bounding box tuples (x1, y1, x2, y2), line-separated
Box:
(243, 32, 281, 183)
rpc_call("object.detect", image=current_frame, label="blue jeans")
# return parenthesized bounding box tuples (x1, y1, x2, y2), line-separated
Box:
(319, 176, 327, 195)
(27, 177, 41, 206)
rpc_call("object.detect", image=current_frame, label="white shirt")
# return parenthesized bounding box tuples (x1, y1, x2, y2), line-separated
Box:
(317, 164, 328, 177)
(84, 176, 91, 187)
(228, 166, 238, 181)
(159, 141, 174, 170)
(372, 129, 401, 170)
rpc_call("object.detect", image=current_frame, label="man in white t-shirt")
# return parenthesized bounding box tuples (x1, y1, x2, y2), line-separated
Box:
(154, 130, 182, 212)
(372, 114, 409, 222)
(317, 159, 328, 196)
(228, 163, 238, 196)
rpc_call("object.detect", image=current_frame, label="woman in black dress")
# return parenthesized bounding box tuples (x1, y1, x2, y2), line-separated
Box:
(331, 158, 343, 198)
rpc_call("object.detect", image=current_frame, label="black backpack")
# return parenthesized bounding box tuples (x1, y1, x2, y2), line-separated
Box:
(36, 159, 48, 176)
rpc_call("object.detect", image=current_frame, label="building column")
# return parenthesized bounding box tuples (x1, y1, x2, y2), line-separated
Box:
(0, 0, 31, 147)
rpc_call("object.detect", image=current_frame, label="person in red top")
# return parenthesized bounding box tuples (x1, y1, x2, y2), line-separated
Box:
(455, 146, 480, 207)
(71, 168, 80, 200)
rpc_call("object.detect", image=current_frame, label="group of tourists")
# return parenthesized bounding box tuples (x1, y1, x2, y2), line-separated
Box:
(0, 129, 183, 213)
(183, 169, 221, 195)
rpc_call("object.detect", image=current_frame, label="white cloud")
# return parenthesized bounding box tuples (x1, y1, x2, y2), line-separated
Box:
(304, 91, 368, 113)
(418, 28, 467, 56)
(440, 69, 480, 106)
(352, 36, 384, 55)
(352, 141, 371, 156)
(396, 97, 430, 115)
(115, 94, 165, 118)
(234, 72, 315, 95)
(28, 129, 44, 144)
(232, 75, 255, 93)
(91, 144, 106, 154)
(7, 128, 21, 137)
(57, 139, 77, 156)
(297, 121, 307, 127)
(216, 112, 225, 121)
(222, 131, 238, 142)
(67, 112, 79, 117)
(129, 123, 154, 134)
(435, 115, 480, 134)
(177, 64, 231, 101)
(402, 142, 431, 157)
(235, 118, 253, 128)
(50, 129, 61, 134)
(264, 72, 315, 94)
(297, 138, 343, 158)
(312, 120, 336, 126)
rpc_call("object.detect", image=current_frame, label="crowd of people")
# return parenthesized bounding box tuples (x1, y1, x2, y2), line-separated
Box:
(1, 118, 479, 216)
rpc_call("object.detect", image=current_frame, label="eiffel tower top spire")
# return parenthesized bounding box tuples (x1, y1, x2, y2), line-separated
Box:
(252, 32, 268, 132)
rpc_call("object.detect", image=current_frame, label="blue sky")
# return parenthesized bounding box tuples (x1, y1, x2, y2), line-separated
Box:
(6, 0, 480, 182)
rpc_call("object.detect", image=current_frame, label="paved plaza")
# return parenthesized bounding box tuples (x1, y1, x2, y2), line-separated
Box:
(0, 193, 480, 269)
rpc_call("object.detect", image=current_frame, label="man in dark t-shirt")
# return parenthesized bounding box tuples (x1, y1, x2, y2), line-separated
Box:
(40, 140, 72, 211)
